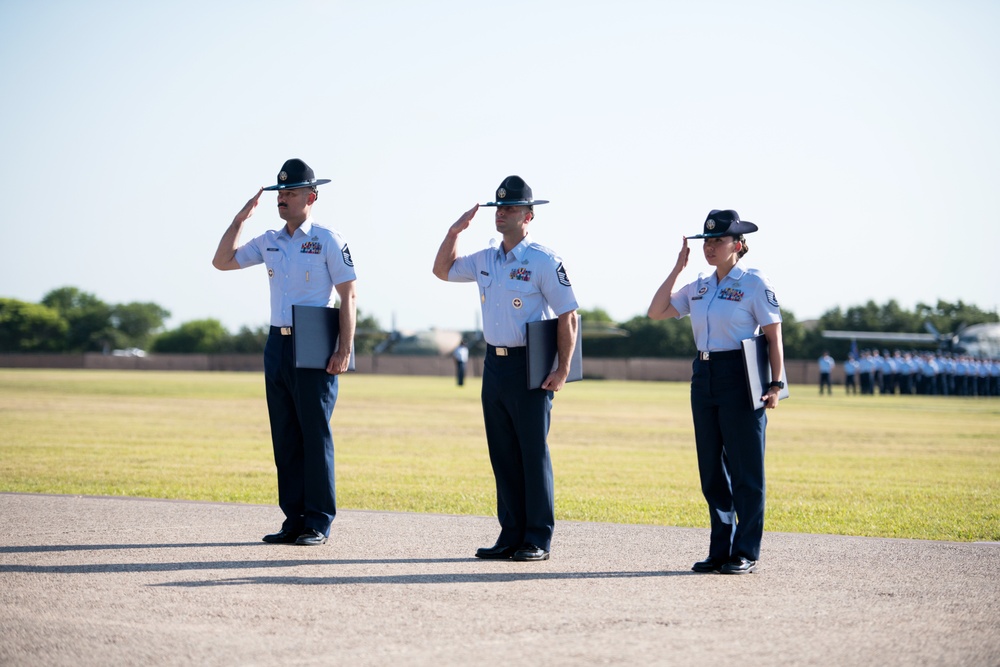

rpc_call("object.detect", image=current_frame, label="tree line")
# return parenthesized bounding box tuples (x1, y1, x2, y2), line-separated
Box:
(1, 286, 996, 359)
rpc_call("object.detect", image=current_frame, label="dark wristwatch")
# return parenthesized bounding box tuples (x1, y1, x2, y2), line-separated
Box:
(768, 381, 785, 389)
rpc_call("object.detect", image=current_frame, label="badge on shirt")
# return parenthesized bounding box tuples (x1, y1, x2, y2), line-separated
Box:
(341, 244, 354, 267)
(301, 241, 322, 254)
(512, 298, 522, 309)
(766, 289, 780, 307)
(718, 287, 744, 302)
(510, 267, 531, 282)
(556, 262, 572, 287)
(268, 268, 274, 278)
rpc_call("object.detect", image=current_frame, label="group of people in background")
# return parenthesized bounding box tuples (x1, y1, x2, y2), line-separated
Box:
(819, 350, 1000, 397)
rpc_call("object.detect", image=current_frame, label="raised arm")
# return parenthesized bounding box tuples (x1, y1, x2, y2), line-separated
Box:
(213, 188, 263, 271)
(646, 237, 690, 320)
(432, 204, 479, 281)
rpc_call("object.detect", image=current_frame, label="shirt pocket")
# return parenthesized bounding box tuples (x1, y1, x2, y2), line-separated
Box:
(291, 252, 327, 283)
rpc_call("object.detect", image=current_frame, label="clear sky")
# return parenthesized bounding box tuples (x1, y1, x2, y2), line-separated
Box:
(2, 0, 997, 334)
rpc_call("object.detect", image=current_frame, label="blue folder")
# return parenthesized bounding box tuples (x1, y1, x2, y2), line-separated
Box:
(525, 314, 583, 390)
(292, 305, 356, 371)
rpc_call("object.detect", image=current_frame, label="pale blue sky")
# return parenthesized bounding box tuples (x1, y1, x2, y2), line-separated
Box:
(1, 0, 997, 334)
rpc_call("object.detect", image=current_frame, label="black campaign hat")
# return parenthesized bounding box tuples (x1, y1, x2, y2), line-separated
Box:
(481, 175, 549, 207)
(262, 158, 331, 191)
(688, 209, 758, 239)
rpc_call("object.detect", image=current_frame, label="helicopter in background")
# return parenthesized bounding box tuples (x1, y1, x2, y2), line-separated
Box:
(821, 321, 1000, 359)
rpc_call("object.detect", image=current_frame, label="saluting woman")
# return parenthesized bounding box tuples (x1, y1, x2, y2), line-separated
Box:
(647, 210, 784, 574)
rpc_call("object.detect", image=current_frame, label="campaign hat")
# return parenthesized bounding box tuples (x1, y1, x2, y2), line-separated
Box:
(481, 175, 549, 207)
(262, 158, 331, 191)
(688, 209, 758, 238)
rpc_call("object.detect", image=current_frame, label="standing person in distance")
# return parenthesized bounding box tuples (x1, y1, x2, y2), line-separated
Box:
(212, 158, 357, 547)
(453, 340, 470, 387)
(432, 175, 579, 562)
(647, 210, 783, 574)
(818, 351, 835, 395)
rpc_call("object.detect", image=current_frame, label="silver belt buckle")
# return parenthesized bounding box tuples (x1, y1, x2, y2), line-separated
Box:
(280, 327, 293, 336)
(699, 351, 710, 361)
(495, 347, 508, 357)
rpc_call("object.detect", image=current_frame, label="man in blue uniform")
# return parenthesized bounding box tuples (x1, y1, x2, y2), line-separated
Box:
(432, 175, 578, 562)
(212, 158, 357, 546)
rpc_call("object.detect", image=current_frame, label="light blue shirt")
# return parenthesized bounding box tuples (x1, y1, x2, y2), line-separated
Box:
(670, 264, 782, 352)
(234, 219, 357, 327)
(449, 235, 578, 347)
(818, 354, 835, 373)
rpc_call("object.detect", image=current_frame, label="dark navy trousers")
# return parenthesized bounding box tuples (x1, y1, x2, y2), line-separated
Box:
(481, 348, 555, 551)
(263, 330, 338, 537)
(690, 356, 766, 562)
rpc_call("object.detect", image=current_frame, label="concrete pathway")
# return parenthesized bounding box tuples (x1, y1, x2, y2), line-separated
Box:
(1, 493, 997, 666)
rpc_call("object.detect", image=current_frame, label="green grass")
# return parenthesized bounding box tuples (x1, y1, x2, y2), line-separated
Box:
(1, 369, 997, 542)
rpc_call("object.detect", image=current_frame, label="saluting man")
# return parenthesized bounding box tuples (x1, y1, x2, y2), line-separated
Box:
(212, 158, 357, 547)
(433, 175, 578, 562)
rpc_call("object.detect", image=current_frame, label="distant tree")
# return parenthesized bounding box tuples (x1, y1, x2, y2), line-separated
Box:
(112, 302, 171, 349)
(354, 310, 385, 355)
(224, 325, 269, 353)
(40, 287, 117, 352)
(0, 299, 68, 352)
(151, 319, 230, 353)
(915, 299, 999, 334)
(577, 307, 615, 324)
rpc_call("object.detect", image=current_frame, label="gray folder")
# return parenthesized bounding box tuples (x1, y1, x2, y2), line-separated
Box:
(741, 332, 789, 406)
(525, 314, 583, 390)
(292, 305, 356, 371)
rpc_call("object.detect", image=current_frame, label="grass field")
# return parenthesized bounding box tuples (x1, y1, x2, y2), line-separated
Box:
(1, 369, 997, 542)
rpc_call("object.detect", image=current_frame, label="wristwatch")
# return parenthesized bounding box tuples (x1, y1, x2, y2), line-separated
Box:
(768, 380, 785, 389)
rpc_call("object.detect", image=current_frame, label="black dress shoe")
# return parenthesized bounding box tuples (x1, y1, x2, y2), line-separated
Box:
(295, 529, 328, 546)
(475, 543, 519, 559)
(262, 528, 300, 544)
(512, 544, 549, 561)
(691, 557, 726, 573)
(720, 557, 757, 574)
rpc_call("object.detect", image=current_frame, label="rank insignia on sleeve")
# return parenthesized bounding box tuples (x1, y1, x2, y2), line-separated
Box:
(341, 244, 354, 267)
(766, 289, 780, 307)
(556, 262, 572, 287)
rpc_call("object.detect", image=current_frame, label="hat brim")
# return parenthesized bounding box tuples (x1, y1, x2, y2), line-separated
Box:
(262, 179, 331, 191)
(481, 199, 549, 207)
(688, 221, 758, 238)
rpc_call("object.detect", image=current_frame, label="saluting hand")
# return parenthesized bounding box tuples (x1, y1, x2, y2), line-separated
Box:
(675, 237, 691, 272)
(449, 204, 479, 236)
(234, 188, 264, 226)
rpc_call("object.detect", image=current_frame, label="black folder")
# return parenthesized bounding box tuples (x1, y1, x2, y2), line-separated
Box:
(525, 314, 583, 390)
(741, 332, 789, 406)
(292, 305, 355, 371)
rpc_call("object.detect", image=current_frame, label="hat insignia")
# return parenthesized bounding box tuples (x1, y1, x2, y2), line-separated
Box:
(706, 220, 716, 230)
(279, 171, 288, 182)
(497, 188, 507, 198)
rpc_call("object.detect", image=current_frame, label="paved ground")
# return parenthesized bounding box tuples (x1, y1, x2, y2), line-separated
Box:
(1, 492, 997, 666)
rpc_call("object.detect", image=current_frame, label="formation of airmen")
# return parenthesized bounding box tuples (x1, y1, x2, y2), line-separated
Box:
(839, 350, 1000, 397)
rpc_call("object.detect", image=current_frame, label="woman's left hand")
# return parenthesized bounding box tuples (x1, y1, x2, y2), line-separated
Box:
(761, 388, 780, 409)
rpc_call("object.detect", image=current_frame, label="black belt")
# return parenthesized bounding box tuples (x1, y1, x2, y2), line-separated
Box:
(487, 344, 526, 357)
(270, 326, 293, 336)
(697, 349, 742, 361)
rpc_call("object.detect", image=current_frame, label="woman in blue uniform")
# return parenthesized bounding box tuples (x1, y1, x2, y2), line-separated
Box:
(647, 210, 784, 575)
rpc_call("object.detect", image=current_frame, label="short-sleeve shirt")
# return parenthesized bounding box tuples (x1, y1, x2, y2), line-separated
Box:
(234, 219, 356, 327)
(670, 264, 782, 352)
(448, 235, 579, 347)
